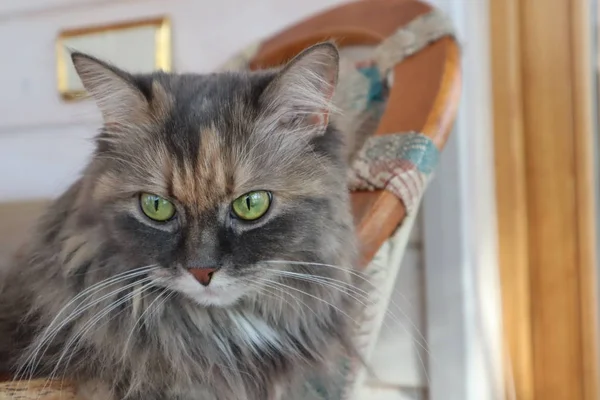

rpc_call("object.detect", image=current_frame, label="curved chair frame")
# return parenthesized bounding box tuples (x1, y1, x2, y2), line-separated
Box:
(247, 0, 461, 266)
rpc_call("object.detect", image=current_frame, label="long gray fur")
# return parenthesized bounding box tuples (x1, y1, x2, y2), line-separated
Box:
(0, 42, 362, 400)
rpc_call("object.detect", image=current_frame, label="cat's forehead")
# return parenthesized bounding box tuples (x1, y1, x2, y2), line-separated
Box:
(154, 71, 270, 115)
(169, 127, 232, 212)
(150, 73, 266, 159)
(153, 124, 318, 215)
(99, 72, 330, 211)
(151, 74, 264, 207)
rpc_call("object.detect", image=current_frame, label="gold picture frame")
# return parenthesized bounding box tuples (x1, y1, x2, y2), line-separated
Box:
(56, 16, 171, 101)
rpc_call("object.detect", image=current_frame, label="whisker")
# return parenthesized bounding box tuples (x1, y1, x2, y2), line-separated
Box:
(247, 279, 323, 365)
(24, 274, 155, 382)
(23, 265, 157, 364)
(247, 279, 314, 322)
(255, 279, 310, 314)
(264, 260, 374, 288)
(18, 267, 157, 385)
(264, 269, 371, 298)
(263, 260, 431, 351)
(261, 264, 434, 381)
(45, 282, 154, 394)
(120, 290, 177, 399)
(263, 270, 373, 319)
(264, 269, 402, 332)
(258, 278, 361, 328)
(121, 288, 165, 360)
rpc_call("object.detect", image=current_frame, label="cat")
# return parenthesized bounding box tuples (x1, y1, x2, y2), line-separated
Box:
(0, 42, 362, 399)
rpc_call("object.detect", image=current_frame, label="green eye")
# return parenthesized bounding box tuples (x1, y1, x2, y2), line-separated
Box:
(231, 191, 272, 221)
(140, 193, 175, 222)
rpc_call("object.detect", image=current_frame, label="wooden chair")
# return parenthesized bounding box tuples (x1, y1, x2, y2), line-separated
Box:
(0, 0, 460, 398)
(243, 0, 460, 266)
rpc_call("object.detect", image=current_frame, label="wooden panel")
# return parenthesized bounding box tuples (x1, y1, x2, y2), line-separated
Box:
(489, 0, 533, 397)
(491, 0, 599, 398)
(570, 0, 600, 397)
(521, 1, 587, 398)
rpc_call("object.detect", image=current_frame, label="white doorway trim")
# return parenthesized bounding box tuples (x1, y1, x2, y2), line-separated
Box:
(422, 1, 504, 399)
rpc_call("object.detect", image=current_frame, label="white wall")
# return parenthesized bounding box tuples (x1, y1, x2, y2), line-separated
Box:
(421, 1, 503, 399)
(0, 0, 352, 201)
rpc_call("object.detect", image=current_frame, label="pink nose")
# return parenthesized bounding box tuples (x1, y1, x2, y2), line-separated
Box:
(188, 268, 217, 286)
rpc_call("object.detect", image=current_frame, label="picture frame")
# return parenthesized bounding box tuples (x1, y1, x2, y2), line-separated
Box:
(56, 16, 171, 101)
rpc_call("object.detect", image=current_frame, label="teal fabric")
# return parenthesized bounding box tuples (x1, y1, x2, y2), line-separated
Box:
(404, 134, 439, 175)
(357, 66, 385, 104)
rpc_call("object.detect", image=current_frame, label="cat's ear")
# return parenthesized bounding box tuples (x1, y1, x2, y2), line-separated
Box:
(261, 42, 339, 135)
(71, 52, 148, 123)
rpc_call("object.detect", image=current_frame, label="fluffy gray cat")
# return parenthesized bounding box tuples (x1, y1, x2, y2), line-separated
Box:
(0, 42, 361, 399)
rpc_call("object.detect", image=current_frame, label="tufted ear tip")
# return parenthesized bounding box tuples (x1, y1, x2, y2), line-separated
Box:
(290, 42, 339, 87)
(70, 50, 111, 77)
(70, 52, 147, 123)
(70, 50, 88, 65)
(261, 42, 341, 135)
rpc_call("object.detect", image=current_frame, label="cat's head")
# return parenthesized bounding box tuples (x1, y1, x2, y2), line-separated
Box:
(65, 43, 357, 308)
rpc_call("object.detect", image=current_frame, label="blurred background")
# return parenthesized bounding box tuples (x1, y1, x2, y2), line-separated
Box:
(0, 0, 598, 400)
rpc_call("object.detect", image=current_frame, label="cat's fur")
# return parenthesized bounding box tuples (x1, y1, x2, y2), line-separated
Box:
(0, 43, 360, 399)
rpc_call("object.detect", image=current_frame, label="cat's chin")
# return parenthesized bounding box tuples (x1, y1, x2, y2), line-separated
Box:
(176, 277, 248, 307)
(186, 285, 245, 307)
(151, 269, 247, 307)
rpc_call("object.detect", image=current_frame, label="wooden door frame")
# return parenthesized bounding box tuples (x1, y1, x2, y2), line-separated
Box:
(490, 0, 599, 398)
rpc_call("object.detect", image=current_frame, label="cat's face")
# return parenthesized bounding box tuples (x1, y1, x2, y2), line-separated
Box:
(70, 44, 356, 307)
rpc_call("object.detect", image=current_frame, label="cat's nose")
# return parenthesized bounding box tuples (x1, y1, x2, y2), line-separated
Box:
(188, 267, 218, 286)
